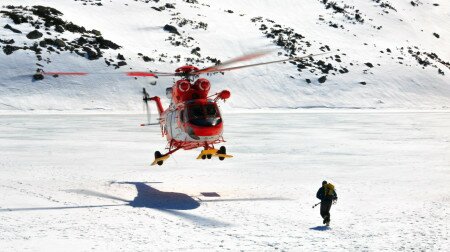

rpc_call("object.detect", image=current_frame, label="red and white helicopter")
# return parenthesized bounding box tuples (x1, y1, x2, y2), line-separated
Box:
(41, 51, 326, 165)
(138, 51, 329, 166)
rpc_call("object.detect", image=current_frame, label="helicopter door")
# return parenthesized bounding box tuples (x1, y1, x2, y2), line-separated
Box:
(166, 111, 173, 138)
(167, 110, 182, 140)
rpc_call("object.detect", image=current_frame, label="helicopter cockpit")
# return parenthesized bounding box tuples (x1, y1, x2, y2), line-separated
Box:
(183, 103, 222, 127)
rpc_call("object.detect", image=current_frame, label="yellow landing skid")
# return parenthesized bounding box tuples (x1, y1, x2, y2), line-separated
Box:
(216, 153, 233, 159)
(151, 154, 170, 166)
(196, 149, 233, 160)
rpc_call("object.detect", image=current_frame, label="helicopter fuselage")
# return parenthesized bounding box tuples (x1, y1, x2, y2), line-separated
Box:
(147, 75, 230, 152)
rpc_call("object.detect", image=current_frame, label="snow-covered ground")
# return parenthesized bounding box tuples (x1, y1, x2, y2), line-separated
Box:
(1, 112, 449, 251)
(1, 0, 450, 250)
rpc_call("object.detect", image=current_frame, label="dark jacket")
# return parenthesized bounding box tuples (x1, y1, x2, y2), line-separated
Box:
(316, 187, 337, 202)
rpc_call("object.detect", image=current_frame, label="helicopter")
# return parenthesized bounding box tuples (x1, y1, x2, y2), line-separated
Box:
(137, 51, 328, 166)
(39, 51, 327, 166)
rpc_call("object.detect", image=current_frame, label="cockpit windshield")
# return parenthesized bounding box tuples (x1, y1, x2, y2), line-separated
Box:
(187, 103, 222, 127)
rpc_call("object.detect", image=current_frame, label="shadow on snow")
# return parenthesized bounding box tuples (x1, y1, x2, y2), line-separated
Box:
(0, 182, 287, 227)
(309, 226, 331, 231)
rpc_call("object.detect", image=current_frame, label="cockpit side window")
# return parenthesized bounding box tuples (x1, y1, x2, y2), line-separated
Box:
(205, 104, 217, 117)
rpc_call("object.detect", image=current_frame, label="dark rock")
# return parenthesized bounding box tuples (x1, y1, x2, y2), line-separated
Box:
(364, 62, 374, 68)
(433, 33, 440, 38)
(3, 45, 20, 55)
(32, 44, 42, 53)
(191, 47, 200, 56)
(54, 25, 65, 33)
(318, 75, 327, 83)
(163, 24, 180, 35)
(329, 23, 338, 28)
(32, 6, 62, 17)
(65, 22, 86, 33)
(359, 81, 367, 85)
(1, 11, 29, 24)
(77, 36, 88, 45)
(142, 56, 152, 62)
(96, 37, 120, 49)
(83, 47, 101, 60)
(225, 10, 234, 13)
(117, 61, 127, 66)
(91, 29, 102, 36)
(4, 24, 22, 33)
(33, 72, 44, 81)
(117, 53, 125, 60)
(54, 39, 66, 47)
(0, 39, 15, 44)
(26, 30, 43, 39)
(339, 68, 349, 74)
(305, 79, 311, 84)
(165, 3, 175, 8)
(297, 63, 306, 69)
(151, 6, 162, 11)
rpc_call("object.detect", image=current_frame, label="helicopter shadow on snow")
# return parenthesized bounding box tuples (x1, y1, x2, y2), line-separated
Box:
(0, 182, 288, 227)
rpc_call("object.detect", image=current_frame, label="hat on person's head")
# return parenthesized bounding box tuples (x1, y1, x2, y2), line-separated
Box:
(322, 180, 327, 186)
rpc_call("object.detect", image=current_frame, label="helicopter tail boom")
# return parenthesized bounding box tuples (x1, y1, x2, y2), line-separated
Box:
(143, 88, 164, 116)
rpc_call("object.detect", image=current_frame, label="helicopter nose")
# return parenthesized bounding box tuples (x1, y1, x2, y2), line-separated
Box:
(188, 123, 223, 137)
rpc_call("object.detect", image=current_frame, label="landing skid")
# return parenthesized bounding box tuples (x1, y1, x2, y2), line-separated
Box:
(151, 151, 170, 166)
(196, 146, 233, 161)
(151, 154, 170, 166)
(151, 146, 232, 166)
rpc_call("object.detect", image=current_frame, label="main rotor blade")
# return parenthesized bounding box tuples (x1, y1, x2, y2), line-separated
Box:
(199, 52, 330, 74)
(41, 71, 176, 78)
(44, 72, 88, 76)
(65, 189, 131, 203)
(194, 50, 273, 75)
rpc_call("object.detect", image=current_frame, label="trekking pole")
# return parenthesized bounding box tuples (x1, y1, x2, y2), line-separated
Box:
(312, 202, 321, 208)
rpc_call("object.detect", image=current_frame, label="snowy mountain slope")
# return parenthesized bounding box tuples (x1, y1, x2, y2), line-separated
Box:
(0, 0, 449, 111)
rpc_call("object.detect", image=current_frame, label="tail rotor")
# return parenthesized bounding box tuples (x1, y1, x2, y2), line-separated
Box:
(141, 88, 159, 126)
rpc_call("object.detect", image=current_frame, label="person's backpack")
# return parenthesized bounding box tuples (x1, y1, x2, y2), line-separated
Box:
(324, 183, 335, 197)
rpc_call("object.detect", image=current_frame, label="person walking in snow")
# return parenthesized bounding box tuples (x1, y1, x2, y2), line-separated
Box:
(316, 180, 338, 226)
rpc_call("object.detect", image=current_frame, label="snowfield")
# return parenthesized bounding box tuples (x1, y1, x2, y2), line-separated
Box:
(0, 112, 449, 251)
